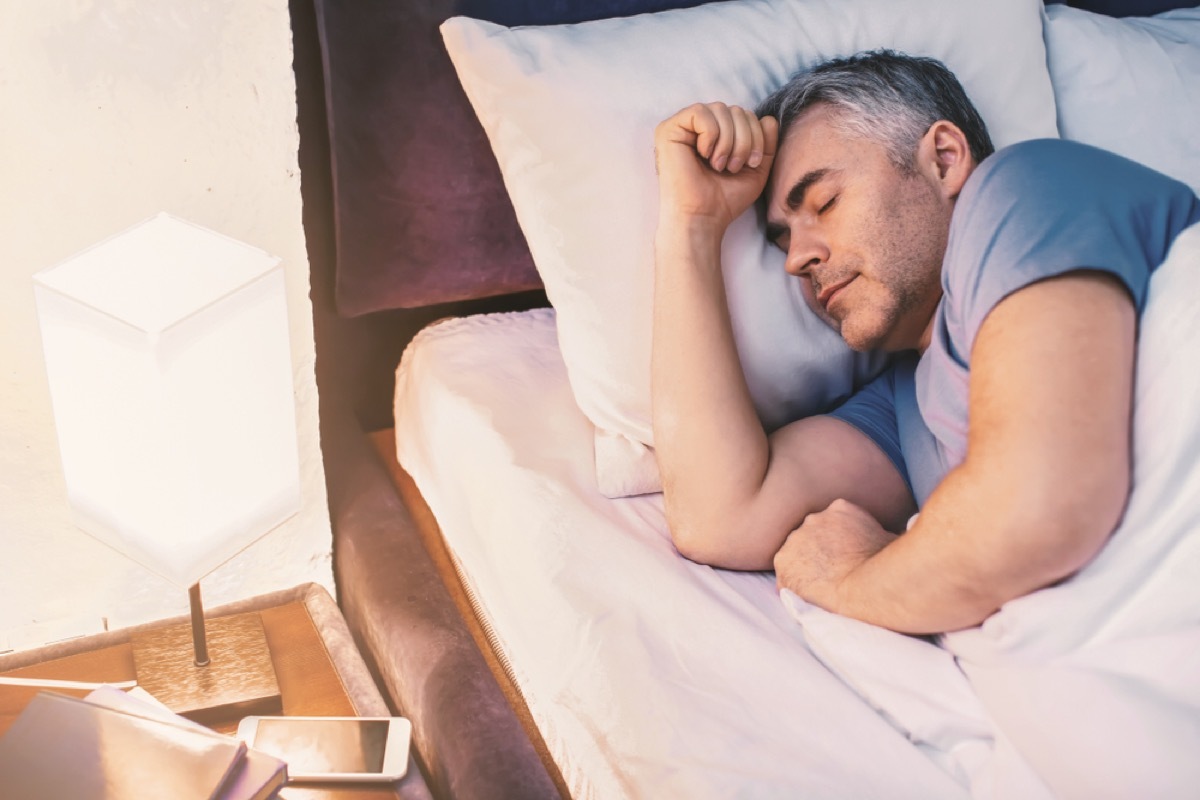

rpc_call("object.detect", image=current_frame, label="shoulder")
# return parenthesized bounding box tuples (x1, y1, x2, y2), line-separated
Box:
(955, 138, 1196, 230)
(943, 139, 1198, 326)
(972, 138, 1132, 181)
(937, 139, 1199, 362)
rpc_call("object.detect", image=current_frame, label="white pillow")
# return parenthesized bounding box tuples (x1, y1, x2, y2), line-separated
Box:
(1044, 4, 1200, 195)
(442, 0, 1059, 497)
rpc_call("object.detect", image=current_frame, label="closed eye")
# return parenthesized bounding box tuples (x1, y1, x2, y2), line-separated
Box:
(818, 195, 838, 215)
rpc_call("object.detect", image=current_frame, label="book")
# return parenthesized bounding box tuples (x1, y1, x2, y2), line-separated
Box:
(217, 750, 289, 800)
(0, 689, 246, 800)
(84, 686, 287, 800)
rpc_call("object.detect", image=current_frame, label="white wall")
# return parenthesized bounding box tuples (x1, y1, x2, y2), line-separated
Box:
(0, 1, 333, 649)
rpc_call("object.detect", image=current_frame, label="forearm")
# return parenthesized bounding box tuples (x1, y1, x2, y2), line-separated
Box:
(830, 274, 1135, 633)
(835, 460, 1116, 634)
(651, 215, 774, 564)
(832, 467, 1008, 633)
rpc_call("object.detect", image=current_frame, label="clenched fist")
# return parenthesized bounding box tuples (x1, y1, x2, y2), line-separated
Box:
(654, 102, 779, 232)
(774, 498, 897, 614)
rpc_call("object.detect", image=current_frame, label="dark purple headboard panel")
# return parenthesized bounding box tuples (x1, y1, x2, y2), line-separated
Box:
(314, 0, 718, 315)
(1046, 0, 1197, 15)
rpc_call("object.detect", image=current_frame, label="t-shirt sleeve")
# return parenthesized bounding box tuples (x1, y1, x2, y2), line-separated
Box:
(943, 139, 1200, 360)
(825, 366, 912, 496)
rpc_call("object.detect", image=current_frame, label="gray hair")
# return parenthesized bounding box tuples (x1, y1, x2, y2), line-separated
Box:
(756, 50, 994, 172)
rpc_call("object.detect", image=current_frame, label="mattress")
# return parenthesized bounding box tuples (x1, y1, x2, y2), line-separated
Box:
(393, 308, 966, 799)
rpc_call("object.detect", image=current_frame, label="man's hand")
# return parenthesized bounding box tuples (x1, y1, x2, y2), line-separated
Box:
(774, 499, 897, 613)
(654, 103, 779, 230)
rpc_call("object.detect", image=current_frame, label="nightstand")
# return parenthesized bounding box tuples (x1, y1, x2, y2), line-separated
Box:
(0, 583, 432, 799)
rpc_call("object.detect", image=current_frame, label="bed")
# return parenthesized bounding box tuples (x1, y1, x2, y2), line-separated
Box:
(298, 1, 1200, 797)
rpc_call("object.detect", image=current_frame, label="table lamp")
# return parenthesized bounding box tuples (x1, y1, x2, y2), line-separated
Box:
(32, 213, 301, 722)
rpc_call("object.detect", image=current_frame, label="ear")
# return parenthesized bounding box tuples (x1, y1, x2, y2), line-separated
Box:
(917, 120, 974, 200)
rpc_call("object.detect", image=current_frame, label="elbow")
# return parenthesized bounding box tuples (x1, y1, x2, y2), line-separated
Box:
(670, 528, 710, 565)
(666, 510, 727, 566)
(1040, 508, 1124, 584)
(1009, 471, 1130, 589)
(664, 502, 775, 571)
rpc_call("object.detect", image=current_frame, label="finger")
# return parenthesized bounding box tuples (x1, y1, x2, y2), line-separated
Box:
(827, 498, 854, 512)
(759, 115, 780, 168)
(827, 497, 872, 521)
(746, 110, 766, 169)
(706, 102, 736, 172)
(678, 103, 719, 157)
(822, 498, 862, 523)
(725, 107, 756, 173)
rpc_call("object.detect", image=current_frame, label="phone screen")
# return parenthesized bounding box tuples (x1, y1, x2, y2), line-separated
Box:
(254, 718, 389, 774)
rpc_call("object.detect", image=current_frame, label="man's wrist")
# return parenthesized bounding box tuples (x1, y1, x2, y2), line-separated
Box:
(655, 210, 728, 254)
(832, 557, 873, 622)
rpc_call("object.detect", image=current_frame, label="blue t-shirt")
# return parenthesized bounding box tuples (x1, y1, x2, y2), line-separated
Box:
(829, 139, 1200, 507)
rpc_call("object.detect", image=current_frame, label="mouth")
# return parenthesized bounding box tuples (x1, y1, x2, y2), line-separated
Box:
(817, 276, 855, 313)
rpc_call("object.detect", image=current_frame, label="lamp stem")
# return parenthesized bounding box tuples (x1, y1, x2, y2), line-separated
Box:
(188, 583, 210, 667)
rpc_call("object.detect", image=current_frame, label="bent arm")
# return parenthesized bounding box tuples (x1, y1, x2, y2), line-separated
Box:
(651, 106, 913, 571)
(828, 272, 1135, 633)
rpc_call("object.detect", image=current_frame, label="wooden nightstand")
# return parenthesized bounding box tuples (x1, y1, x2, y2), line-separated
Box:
(0, 583, 432, 799)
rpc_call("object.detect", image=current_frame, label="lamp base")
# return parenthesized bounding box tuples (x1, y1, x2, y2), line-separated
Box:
(130, 611, 281, 724)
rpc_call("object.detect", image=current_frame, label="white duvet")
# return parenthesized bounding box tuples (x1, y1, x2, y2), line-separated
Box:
(394, 222, 1200, 799)
(786, 221, 1200, 799)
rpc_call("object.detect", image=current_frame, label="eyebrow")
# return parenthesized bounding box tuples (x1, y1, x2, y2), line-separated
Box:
(785, 168, 832, 211)
(765, 168, 833, 244)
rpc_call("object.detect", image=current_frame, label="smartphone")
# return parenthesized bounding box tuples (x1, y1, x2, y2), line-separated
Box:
(236, 715, 411, 783)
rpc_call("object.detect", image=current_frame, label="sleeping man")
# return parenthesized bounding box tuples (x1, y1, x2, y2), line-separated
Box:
(650, 50, 1200, 634)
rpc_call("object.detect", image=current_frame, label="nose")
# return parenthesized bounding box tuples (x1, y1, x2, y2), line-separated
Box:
(784, 231, 828, 278)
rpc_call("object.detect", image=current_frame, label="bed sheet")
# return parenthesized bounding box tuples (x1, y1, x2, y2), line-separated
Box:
(393, 309, 966, 799)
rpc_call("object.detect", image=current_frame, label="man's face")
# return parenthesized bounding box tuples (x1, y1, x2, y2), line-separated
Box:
(764, 104, 950, 352)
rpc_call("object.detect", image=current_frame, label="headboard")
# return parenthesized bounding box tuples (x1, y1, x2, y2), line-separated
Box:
(1049, 0, 1199, 14)
(313, 0, 718, 317)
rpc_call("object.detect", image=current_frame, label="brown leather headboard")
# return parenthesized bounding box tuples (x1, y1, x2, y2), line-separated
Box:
(313, 0, 716, 316)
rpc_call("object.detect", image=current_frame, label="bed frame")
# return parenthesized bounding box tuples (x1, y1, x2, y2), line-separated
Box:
(290, 2, 684, 796)
(287, 0, 1193, 797)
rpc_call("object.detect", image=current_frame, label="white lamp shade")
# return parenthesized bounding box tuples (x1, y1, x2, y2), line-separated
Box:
(33, 213, 302, 588)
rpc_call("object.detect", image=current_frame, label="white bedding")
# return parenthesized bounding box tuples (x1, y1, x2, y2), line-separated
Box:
(394, 222, 1200, 799)
(778, 222, 1200, 799)
(394, 310, 965, 799)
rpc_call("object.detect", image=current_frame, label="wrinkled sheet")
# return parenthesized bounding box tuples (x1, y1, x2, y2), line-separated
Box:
(394, 309, 964, 800)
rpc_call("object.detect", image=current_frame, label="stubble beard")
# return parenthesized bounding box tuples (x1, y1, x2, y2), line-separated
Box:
(840, 185, 948, 352)
(836, 256, 940, 352)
